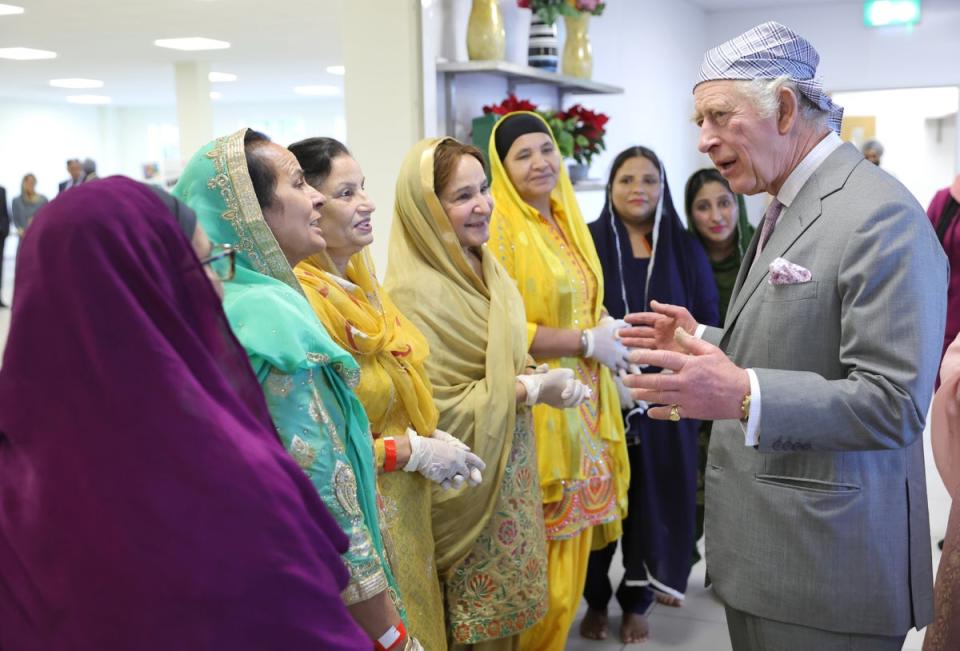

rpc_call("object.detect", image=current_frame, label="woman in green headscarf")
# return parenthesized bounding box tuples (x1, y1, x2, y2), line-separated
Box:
(173, 128, 420, 649)
(683, 167, 754, 564)
(683, 168, 754, 324)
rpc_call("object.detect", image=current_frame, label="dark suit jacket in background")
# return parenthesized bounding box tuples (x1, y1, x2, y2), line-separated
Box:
(0, 186, 9, 237)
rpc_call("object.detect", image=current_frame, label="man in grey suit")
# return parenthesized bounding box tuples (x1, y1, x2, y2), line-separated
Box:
(622, 22, 947, 650)
(58, 159, 84, 194)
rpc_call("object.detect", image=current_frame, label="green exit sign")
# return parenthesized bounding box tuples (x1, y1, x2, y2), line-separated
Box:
(864, 0, 921, 27)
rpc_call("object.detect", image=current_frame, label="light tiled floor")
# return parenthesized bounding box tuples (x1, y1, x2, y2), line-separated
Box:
(0, 239, 949, 650)
(566, 422, 947, 650)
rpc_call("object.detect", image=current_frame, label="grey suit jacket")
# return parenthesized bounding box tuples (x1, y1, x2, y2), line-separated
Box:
(702, 143, 947, 636)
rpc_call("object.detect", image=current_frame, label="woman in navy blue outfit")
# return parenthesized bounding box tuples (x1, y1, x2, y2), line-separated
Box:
(580, 146, 719, 644)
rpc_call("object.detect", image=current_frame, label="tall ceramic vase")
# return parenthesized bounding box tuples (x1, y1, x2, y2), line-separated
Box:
(562, 13, 592, 79)
(528, 14, 559, 72)
(467, 0, 506, 61)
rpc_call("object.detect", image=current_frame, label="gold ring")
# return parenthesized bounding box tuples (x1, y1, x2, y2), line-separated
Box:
(669, 405, 681, 422)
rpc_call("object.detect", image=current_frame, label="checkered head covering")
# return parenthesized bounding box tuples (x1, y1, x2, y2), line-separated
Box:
(696, 21, 843, 134)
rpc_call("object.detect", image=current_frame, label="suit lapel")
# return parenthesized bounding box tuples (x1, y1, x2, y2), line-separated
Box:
(722, 144, 865, 340)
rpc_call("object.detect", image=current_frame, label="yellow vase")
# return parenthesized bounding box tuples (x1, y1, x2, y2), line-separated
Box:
(562, 13, 592, 79)
(467, 0, 506, 61)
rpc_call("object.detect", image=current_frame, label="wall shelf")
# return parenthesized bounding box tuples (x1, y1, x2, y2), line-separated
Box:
(436, 59, 624, 137)
(572, 180, 605, 192)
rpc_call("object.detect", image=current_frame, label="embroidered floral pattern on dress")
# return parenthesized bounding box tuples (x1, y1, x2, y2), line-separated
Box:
(445, 414, 548, 644)
(264, 370, 294, 397)
(289, 435, 317, 470)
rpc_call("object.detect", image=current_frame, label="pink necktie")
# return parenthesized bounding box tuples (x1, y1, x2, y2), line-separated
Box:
(753, 199, 784, 266)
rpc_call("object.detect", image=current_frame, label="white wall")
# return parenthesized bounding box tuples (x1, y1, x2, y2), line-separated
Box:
(832, 87, 958, 209)
(705, 2, 960, 94)
(0, 100, 105, 201)
(0, 98, 345, 209)
(426, 0, 710, 223)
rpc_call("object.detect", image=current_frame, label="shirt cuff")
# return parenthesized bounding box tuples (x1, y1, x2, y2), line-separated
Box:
(694, 323, 707, 338)
(740, 369, 762, 447)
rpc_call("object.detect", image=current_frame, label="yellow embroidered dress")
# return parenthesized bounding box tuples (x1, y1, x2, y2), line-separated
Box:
(385, 138, 548, 650)
(295, 249, 446, 650)
(486, 112, 629, 651)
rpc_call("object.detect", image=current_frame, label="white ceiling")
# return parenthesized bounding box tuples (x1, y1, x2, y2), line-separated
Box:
(689, 0, 953, 11)
(688, 0, 853, 9)
(0, 0, 344, 106)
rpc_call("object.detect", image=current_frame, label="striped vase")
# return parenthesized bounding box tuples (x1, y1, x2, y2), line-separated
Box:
(527, 14, 559, 72)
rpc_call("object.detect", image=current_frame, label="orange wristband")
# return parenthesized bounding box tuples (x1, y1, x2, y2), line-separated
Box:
(374, 621, 406, 651)
(383, 436, 397, 472)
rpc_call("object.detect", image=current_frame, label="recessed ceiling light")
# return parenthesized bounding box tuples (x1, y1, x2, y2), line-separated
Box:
(0, 4, 25, 16)
(154, 37, 230, 51)
(209, 91, 222, 100)
(66, 95, 111, 105)
(326, 65, 345, 76)
(293, 84, 341, 97)
(0, 47, 56, 60)
(50, 78, 104, 89)
(208, 71, 236, 82)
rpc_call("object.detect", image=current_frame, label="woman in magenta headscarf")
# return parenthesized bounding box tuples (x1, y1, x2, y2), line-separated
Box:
(0, 177, 367, 649)
(927, 332, 960, 650)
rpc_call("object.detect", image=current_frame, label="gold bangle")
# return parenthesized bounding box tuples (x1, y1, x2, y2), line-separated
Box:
(740, 393, 751, 421)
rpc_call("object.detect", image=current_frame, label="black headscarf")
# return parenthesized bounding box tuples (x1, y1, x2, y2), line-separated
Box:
(494, 113, 551, 161)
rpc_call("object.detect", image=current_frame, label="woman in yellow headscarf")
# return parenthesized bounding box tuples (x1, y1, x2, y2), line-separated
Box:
(486, 112, 630, 651)
(385, 137, 591, 650)
(288, 137, 486, 651)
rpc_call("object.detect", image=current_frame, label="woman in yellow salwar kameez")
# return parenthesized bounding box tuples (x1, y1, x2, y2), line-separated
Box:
(386, 137, 591, 650)
(486, 112, 631, 651)
(288, 137, 486, 651)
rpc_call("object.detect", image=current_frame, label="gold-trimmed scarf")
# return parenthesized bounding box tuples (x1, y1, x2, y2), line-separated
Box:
(384, 137, 528, 575)
(295, 248, 438, 438)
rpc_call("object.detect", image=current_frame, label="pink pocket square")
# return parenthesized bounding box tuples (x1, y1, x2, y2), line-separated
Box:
(768, 257, 812, 285)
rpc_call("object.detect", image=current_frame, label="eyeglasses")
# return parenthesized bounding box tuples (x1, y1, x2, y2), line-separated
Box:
(201, 243, 236, 281)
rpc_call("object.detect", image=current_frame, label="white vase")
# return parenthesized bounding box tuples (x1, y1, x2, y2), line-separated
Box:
(504, 5, 531, 66)
(528, 13, 559, 72)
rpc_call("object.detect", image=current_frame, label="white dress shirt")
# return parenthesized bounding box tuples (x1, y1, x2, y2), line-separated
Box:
(695, 131, 844, 445)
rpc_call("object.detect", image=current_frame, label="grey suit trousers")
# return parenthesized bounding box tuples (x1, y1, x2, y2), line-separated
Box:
(725, 606, 906, 651)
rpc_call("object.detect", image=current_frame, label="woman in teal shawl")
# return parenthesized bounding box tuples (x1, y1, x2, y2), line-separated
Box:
(682, 167, 754, 565)
(174, 128, 416, 648)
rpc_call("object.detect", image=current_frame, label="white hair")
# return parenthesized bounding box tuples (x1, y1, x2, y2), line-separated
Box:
(735, 76, 828, 130)
(862, 139, 884, 156)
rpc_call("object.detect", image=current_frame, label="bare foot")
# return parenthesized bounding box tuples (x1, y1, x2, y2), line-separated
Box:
(579, 608, 608, 640)
(620, 612, 650, 644)
(655, 593, 683, 608)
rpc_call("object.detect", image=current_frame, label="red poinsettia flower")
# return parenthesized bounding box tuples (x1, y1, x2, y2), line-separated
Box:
(517, 0, 531, 7)
(482, 94, 538, 116)
(555, 103, 610, 166)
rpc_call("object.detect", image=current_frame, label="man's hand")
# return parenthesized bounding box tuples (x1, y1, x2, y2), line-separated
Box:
(624, 328, 749, 421)
(621, 301, 698, 354)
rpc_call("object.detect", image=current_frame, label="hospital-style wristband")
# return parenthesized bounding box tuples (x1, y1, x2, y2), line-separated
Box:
(383, 437, 398, 472)
(374, 622, 406, 651)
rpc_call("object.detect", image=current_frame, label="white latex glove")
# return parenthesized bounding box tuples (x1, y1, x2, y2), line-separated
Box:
(404, 429, 486, 488)
(429, 428, 470, 451)
(583, 316, 631, 372)
(427, 429, 481, 489)
(616, 367, 650, 413)
(517, 368, 592, 409)
(405, 638, 424, 651)
(615, 370, 636, 410)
